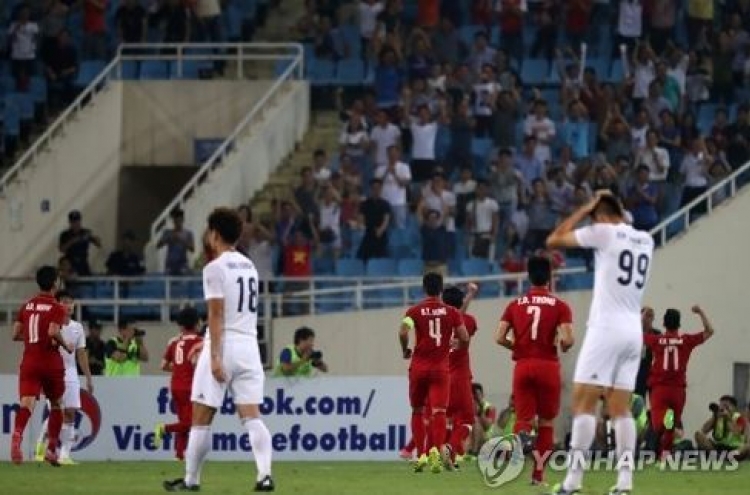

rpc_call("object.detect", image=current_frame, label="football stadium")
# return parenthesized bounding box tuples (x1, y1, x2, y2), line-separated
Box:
(1, 1, 750, 494)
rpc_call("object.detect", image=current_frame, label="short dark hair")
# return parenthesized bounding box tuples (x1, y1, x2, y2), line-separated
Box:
(36, 265, 58, 291)
(528, 256, 551, 286)
(170, 208, 184, 219)
(472, 383, 484, 395)
(118, 319, 133, 330)
(423, 272, 443, 297)
(592, 194, 624, 219)
(207, 207, 243, 245)
(720, 395, 738, 408)
(294, 326, 315, 345)
(442, 286, 464, 309)
(177, 306, 200, 329)
(55, 289, 74, 301)
(663, 309, 681, 330)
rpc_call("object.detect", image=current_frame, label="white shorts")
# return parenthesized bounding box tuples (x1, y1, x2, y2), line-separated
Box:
(573, 327, 643, 390)
(62, 381, 81, 410)
(191, 335, 264, 408)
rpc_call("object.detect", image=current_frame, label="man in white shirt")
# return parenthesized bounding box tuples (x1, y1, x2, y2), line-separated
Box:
(35, 290, 93, 465)
(9, 6, 39, 91)
(617, 0, 643, 48)
(679, 137, 710, 213)
(547, 191, 655, 495)
(375, 145, 412, 228)
(312, 149, 332, 185)
(524, 100, 556, 166)
(635, 129, 670, 184)
(370, 109, 402, 168)
(358, 0, 384, 55)
(164, 208, 274, 492)
(465, 180, 499, 259)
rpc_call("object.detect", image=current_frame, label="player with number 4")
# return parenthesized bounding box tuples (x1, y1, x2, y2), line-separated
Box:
(496, 256, 575, 486)
(645, 306, 714, 460)
(399, 272, 470, 474)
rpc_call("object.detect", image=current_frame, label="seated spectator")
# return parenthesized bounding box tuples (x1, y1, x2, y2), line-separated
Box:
(44, 29, 78, 111)
(59, 210, 102, 276)
(419, 209, 449, 276)
(156, 209, 195, 276)
(357, 178, 391, 261)
(465, 180, 499, 260)
(375, 145, 411, 228)
(627, 165, 660, 232)
(695, 396, 747, 455)
(313, 15, 341, 60)
(318, 185, 342, 259)
(274, 326, 328, 377)
(106, 231, 145, 276)
(524, 178, 556, 253)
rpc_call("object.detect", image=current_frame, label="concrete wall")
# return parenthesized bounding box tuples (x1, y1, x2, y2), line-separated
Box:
(120, 81, 272, 166)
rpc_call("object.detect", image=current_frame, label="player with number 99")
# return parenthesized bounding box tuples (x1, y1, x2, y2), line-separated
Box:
(399, 273, 469, 474)
(496, 256, 574, 486)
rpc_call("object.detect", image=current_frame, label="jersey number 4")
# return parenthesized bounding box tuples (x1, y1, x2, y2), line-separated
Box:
(617, 250, 650, 289)
(236, 277, 258, 313)
(429, 319, 443, 347)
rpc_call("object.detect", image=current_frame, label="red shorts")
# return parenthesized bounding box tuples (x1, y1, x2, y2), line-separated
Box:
(19, 362, 65, 401)
(513, 359, 561, 422)
(409, 369, 449, 410)
(172, 388, 193, 425)
(447, 374, 474, 426)
(649, 385, 686, 430)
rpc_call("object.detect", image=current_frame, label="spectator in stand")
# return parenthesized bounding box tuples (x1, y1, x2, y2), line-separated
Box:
(687, 0, 714, 47)
(500, 248, 525, 295)
(649, 0, 678, 54)
(375, 145, 411, 228)
(44, 29, 78, 111)
(453, 167, 477, 230)
(311, 149, 332, 185)
(418, 170, 456, 238)
(561, 99, 591, 160)
(294, 167, 320, 227)
(406, 29, 435, 80)
(627, 165, 660, 232)
(680, 137, 711, 214)
(726, 104, 750, 169)
(658, 109, 682, 167)
(115, 0, 148, 45)
(708, 160, 732, 206)
(154, 0, 193, 43)
(631, 108, 651, 151)
(340, 154, 363, 193)
(374, 47, 404, 109)
(340, 113, 371, 170)
(404, 97, 446, 182)
(617, 0, 644, 56)
(281, 226, 316, 315)
(431, 17, 465, 65)
(195, 0, 222, 44)
(635, 129, 670, 198)
(39, 0, 69, 66)
(156, 209, 195, 276)
(497, 0, 525, 66)
(274, 199, 301, 262)
(493, 87, 522, 151)
(236, 204, 253, 255)
(58, 255, 78, 290)
(247, 219, 275, 292)
(84, 321, 106, 376)
(357, 178, 391, 261)
(106, 231, 145, 276)
(8, 6, 39, 91)
(370, 109, 401, 169)
(359, 0, 384, 58)
(419, 209, 449, 276)
(313, 15, 341, 60)
(524, 178, 556, 253)
(473, 64, 500, 138)
(600, 108, 634, 163)
(643, 80, 673, 128)
(467, 30, 496, 75)
(465, 180, 499, 260)
(318, 185, 342, 259)
(524, 99, 556, 167)
(59, 210, 102, 276)
(546, 167, 575, 218)
(490, 149, 523, 243)
(514, 136, 545, 192)
(565, 0, 593, 52)
(83, 0, 108, 60)
(446, 96, 475, 171)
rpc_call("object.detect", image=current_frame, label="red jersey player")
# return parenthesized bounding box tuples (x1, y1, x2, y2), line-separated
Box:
(399, 272, 469, 473)
(443, 283, 479, 467)
(10, 265, 74, 465)
(155, 307, 204, 460)
(644, 306, 714, 458)
(496, 256, 574, 485)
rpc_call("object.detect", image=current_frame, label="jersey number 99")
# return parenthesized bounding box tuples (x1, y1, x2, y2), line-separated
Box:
(617, 250, 650, 289)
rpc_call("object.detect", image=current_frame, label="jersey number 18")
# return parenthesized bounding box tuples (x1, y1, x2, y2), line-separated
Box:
(236, 277, 258, 313)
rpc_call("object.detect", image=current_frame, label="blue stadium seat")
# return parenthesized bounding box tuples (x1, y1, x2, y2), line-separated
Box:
(169, 60, 204, 79)
(562, 272, 594, 291)
(609, 59, 624, 83)
(460, 258, 493, 277)
(274, 58, 294, 78)
(140, 61, 169, 80)
(88, 281, 115, 320)
(313, 256, 335, 275)
(119, 61, 140, 80)
(169, 279, 192, 299)
(397, 258, 423, 277)
(307, 58, 336, 85)
(337, 59, 365, 85)
(335, 258, 364, 277)
(7, 93, 33, 122)
(1, 98, 21, 138)
(75, 60, 106, 89)
(521, 59, 551, 83)
(336, 24, 361, 59)
(366, 258, 397, 277)
(122, 280, 165, 319)
(29, 77, 47, 106)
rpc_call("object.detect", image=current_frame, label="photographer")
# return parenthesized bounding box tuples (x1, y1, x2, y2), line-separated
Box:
(694, 395, 747, 455)
(274, 327, 328, 377)
(104, 320, 149, 376)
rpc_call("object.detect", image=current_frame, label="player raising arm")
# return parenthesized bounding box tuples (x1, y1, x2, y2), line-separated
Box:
(496, 256, 574, 486)
(163, 208, 274, 492)
(546, 190, 654, 495)
(399, 272, 469, 473)
(10, 266, 75, 466)
(646, 306, 714, 459)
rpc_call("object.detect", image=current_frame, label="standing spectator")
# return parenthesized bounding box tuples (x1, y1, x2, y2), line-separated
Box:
(247, 220, 275, 292)
(105, 231, 145, 276)
(561, 100, 591, 160)
(431, 17, 464, 65)
(374, 47, 403, 109)
(104, 320, 149, 377)
(419, 209, 449, 276)
(493, 88, 522, 151)
(39, 0, 69, 66)
(497, 0, 525, 66)
(523, 179, 556, 253)
(649, 0, 678, 54)
(547, 167, 575, 218)
(294, 167, 320, 226)
(318, 185, 342, 258)
(490, 149, 523, 242)
(154, 0, 192, 43)
(311, 149, 332, 185)
(631, 108, 651, 152)
(601, 110, 634, 163)
(565, 0, 593, 51)
(340, 154, 363, 192)
(465, 180, 499, 259)
(418, 171, 456, 238)
(156, 209, 195, 276)
(273, 199, 301, 260)
(453, 167, 477, 230)
(44, 29, 78, 111)
(83, 0, 108, 60)
(370, 109, 401, 168)
(59, 210, 102, 276)
(115, 0, 147, 45)
(406, 100, 444, 182)
(357, 178, 391, 261)
(8, 6, 39, 91)
(530, 0, 558, 61)
(195, 0, 221, 43)
(467, 31, 496, 74)
(236, 204, 253, 256)
(635, 129, 670, 192)
(83, 321, 106, 376)
(680, 138, 710, 214)
(514, 136, 545, 191)
(524, 100, 556, 166)
(375, 145, 411, 228)
(627, 165, 660, 231)
(616, 0, 643, 54)
(446, 97, 475, 171)
(726, 103, 750, 169)
(630, 43, 657, 104)
(281, 226, 316, 315)
(359, 0, 384, 58)
(472, 64, 500, 138)
(339, 114, 371, 169)
(686, 0, 714, 44)
(643, 80, 673, 128)
(406, 30, 435, 80)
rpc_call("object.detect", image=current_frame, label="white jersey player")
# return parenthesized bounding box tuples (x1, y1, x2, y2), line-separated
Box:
(546, 191, 654, 495)
(35, 290, 93, 465)
(164, 207, 274, 493)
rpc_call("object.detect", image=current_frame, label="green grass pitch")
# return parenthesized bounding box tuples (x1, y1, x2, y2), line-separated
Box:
(0, 460, 748, 494)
